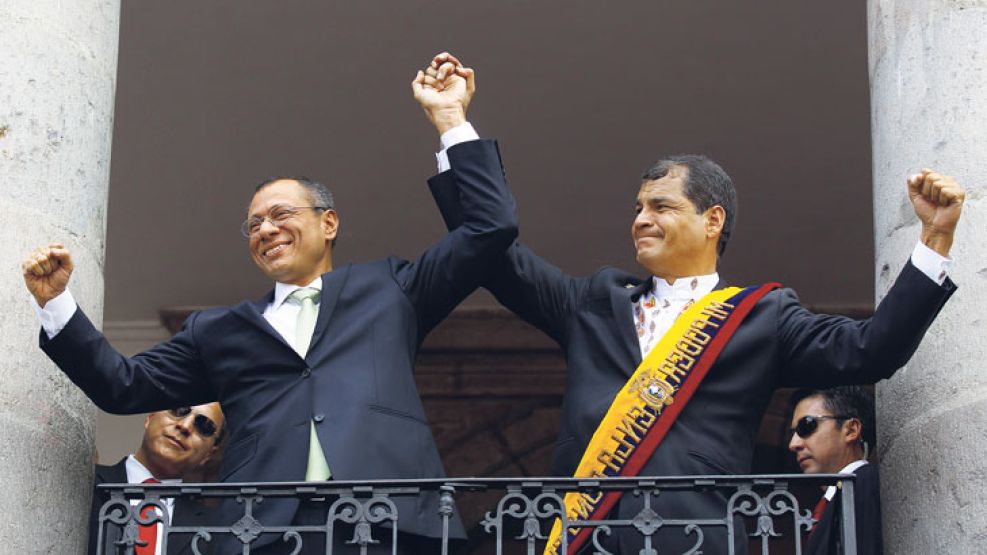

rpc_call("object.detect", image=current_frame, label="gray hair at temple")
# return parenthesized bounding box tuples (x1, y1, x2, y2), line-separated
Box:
(255, 175, 335, 212)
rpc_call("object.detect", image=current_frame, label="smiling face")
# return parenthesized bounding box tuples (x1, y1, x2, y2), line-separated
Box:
(247, 180, 338, 286)
(135, 403, 225, 480)
(788, 396, 860, 475)
(632, 168, 724, 280)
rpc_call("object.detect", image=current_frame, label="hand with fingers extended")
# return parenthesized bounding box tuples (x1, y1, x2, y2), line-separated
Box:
(907, 169, 965, 257)
(411, 51, 476, 135)
(22, 243, 74, 308)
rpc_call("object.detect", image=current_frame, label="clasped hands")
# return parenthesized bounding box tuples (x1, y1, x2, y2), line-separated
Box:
(412, 52, 475, 135)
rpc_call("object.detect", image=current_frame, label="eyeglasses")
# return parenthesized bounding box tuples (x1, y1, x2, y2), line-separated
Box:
(167, 407, 219, 439)
(790, 414, 851, 439)
(241, 205, 329, 238)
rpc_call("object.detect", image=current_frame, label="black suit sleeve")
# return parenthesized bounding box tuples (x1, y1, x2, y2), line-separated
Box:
(427, 160, 585, 346)
(41, 309, 215, 414)
(391, 139, 519, 340)
(777, 261, 955, 387)
(484, 242, 587, 345)
(427, 169, 465, 231)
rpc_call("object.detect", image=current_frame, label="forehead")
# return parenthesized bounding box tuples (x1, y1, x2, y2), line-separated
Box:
(792, 396, 829, 421)
(637, 168, 688, 201)
(193, 403, 224, 424)
(249, 180, 310, 214)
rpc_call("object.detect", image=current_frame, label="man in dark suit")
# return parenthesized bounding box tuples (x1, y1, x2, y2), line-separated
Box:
(790, 386, 883, 555)
(25, 53, 516, 554)
(421, 56, 962, 550)
(90, 403, 226, 555)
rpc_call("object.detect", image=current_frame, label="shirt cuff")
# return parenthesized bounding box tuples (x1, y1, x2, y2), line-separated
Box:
(33, 289, 78, 339)
(910, 241, 952, 286)
(435, 122, 480, 172)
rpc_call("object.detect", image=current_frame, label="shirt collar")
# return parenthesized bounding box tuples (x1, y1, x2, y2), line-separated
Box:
(823, 459, 868, 501)
(272, 276, 324, 309)
(651, 273, 720, 300)
(125, 454, 182, 485)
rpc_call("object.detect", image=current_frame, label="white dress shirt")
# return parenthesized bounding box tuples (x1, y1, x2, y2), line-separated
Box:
(633, 273, 720, 358)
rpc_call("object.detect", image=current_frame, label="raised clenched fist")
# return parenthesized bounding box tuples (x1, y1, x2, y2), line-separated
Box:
(907, 169, 965, 257)
(22, 242, 74, 307)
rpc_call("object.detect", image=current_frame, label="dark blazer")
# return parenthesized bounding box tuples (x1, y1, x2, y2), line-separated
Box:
(427, 169, 953, 553)
(45, 140, 517, 553)
(807, 462, 883, 555)
(89, 458, 208, 555)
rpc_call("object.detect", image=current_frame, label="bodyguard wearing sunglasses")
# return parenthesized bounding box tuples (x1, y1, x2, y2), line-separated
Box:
(89, 403, 226, 555)
(789, 387, 881, 555)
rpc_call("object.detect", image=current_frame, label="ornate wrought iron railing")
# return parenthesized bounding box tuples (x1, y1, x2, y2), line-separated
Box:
(94, 474, 856, 554)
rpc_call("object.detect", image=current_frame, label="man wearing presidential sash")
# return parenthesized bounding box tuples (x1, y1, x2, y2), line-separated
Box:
(424, 53, 962, 554)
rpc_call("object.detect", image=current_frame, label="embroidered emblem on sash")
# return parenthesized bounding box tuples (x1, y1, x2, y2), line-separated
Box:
(629, 373, 675, 410)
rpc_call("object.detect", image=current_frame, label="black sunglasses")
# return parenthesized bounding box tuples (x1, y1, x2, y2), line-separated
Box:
(791, 414, 851, 439)
(167, 407, 219, 439)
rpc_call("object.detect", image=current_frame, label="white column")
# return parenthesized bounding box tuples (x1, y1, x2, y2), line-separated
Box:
(0, 0, 120, 551)
(869, 1, 987, 552)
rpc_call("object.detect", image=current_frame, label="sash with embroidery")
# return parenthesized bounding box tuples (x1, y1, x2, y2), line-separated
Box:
(544, 283, 780, 555)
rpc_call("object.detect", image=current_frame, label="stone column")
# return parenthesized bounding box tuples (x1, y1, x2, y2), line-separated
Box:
(0, 0, 120, 551)
(869, 1, 987, 552)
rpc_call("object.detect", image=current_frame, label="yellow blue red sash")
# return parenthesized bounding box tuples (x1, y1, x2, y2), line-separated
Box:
(544, 283, 780, 555)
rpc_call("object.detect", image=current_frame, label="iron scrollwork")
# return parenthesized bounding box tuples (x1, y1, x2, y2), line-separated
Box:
(94, 474, 852, 554)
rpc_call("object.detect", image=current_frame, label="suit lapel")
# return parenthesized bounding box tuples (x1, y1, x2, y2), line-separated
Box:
(610, 277, 652, 375)
(307, 264, 351, 357)
(91, 459, 129, 555)
(230, 290, 295, 353)
(95, 458, 129, 485)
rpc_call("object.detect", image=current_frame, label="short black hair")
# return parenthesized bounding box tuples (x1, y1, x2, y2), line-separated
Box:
(640, 154, 737, 256)
(253, 176, 337, 246)
(791, 386, 877, 451)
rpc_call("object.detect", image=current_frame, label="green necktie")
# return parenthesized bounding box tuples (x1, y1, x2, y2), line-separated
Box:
(288, 288, 332, 481)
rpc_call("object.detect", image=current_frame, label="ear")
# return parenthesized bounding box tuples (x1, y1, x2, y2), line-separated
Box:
(322, 210, 339, 242)
(704, 205, 725, 240)
(143, 414, 152, 431)
(842, 418, 862, 445)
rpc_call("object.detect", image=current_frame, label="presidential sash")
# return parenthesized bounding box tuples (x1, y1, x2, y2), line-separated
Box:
(544, 283, 780, 555)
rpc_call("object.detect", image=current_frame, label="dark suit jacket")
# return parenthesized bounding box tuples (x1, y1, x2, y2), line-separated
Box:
(807, 462, 883, 555)
(89, 458, 208, 555)
(427, 169, 953, 553)
(46, 140, 517, 553)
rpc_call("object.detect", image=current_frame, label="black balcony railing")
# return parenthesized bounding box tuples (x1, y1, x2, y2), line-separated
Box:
(94, 474, 856, 555)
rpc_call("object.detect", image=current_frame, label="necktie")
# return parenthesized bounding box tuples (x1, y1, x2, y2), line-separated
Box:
(809, 495, 828, 537)
(288, 287, 321, 356)
(136, 478, 160, 555)
(287, 288, 332, 481)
